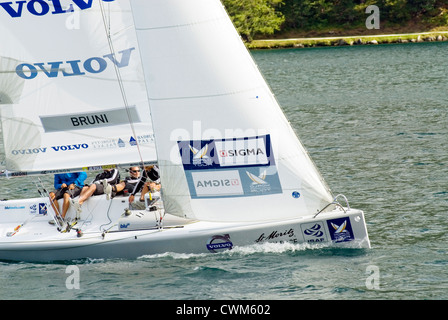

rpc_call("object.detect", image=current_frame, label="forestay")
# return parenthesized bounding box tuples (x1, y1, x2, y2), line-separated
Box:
(130, 0, 333, 221)
(0, 0, 156, 174)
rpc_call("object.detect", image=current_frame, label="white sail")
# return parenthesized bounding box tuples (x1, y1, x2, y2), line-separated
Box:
(130, 0, 333, 221)
(0, 0, 156, 173)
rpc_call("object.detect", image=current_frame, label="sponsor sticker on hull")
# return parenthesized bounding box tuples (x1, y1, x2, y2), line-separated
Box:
(206, 234, 233, 253)
(326, 218, 355, 243)
(301, 221, 328, 244)
(255, 228, 300, 244)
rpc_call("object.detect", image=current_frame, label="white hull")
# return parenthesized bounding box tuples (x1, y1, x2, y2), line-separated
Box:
(0, 195, 370, 262)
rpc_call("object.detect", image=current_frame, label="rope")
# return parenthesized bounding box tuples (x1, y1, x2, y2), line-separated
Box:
(98, 1, 145, 169)
(34, 177, 64, 229)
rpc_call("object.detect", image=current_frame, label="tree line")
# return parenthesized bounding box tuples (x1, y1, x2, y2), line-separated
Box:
(222, 0, 448, 41)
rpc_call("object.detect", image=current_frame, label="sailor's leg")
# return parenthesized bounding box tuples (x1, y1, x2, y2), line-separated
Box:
(61, 193, 71, 219)
(49, 191, 61, 218)
(78, 184, 97, 205)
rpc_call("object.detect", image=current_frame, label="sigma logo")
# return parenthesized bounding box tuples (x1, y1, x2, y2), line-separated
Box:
(215, 137, 269, 167)
(191, 170, 244, 197)
(196, 179, 240, 188)
(16, 47, 135, 80)
(0, 0, 116, 18)
(219, 148, 265, 157)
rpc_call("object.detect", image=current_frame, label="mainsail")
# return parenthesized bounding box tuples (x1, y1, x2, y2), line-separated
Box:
(130, 0, 333, 221)
(0, 0, 156, 173)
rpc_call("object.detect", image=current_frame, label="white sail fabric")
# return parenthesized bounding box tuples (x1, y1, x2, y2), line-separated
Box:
(0, 1, 156, 173)
(130, 0, 333, 221)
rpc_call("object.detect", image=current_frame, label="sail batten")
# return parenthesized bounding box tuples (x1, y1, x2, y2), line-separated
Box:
(135, 17, 227, 31)
(147, 86, 266, 101)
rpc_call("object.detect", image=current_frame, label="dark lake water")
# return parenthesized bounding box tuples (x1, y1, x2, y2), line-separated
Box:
(1, 42, 447, 301)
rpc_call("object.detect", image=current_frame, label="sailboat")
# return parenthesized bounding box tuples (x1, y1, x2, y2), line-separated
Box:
(0, 0, 370, 262)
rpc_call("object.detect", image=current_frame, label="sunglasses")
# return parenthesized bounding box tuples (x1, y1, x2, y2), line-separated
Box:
(130, 170, 140, 173)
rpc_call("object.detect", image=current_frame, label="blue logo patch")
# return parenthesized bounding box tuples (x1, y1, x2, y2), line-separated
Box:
(206, 234, 233, 253)
(39, 203, 47, 215)
(129, 136, 137, 146)
(326, 218, 354, 243)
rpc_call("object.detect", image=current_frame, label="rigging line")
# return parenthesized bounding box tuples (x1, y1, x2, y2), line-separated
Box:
(34, 177, 63, 229)
(98, 1, 145, 168)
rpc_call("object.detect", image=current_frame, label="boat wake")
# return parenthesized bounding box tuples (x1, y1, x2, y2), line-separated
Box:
(136, 241, 337, 261)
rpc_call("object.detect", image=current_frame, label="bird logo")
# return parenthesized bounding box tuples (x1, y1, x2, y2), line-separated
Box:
(188, 144, 213, 166)
(189, 144, 209, 160)
(330, 220, 347, 234)
(246, 169, 268, 185)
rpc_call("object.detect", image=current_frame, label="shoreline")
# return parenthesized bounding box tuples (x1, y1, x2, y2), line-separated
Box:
(248, 31, 448, 50)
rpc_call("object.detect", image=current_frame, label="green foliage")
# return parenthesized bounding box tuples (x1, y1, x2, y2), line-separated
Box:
(223, 0, 448, 39)
(222, 0, 285, 42)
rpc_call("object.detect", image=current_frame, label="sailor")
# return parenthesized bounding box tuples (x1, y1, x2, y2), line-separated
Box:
(112, 166, 142, 199)
(71, 167, 120, 213)
(112, 165, 160, 204)
(136, 165, 161, 203)
(49, 171, 87, 223)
